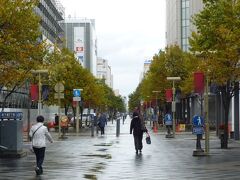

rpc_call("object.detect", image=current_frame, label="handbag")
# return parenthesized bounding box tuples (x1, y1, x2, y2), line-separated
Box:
(146, 132, 151, 144)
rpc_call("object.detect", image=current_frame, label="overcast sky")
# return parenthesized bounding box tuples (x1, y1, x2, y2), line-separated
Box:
(59, 0, 166, 98)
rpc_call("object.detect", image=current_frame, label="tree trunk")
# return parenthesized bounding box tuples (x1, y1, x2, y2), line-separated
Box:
(223, 109, 229, 149)
(220, 83, 232, 149)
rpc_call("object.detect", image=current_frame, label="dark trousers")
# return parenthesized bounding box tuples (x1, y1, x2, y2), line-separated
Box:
(100, 127, 105, 135)
(33, 147, 46, 171)
(133, 134, 143, 151)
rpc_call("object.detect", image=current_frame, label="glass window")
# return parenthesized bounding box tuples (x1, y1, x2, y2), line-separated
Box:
(182, 8, 186, 16)
(182, 38, 187, 45)
(182, 28, 186, 38)
(182, 1, 186, 8)
(186, 0, 190, 8)
(182, 20, 186, 26)
(185, 7, 189, 18)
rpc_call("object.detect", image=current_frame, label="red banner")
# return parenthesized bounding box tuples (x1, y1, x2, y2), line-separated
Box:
(194, 72, 204, 94)
(165, 89, 173, 102)
(72, 101, 77, 108)
(30, 84, 38, 101)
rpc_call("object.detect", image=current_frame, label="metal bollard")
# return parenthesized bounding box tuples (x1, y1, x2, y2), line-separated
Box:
(91, 118, 94, 137)
(220, 133, 224, 148)
(116, 118, 120, 137)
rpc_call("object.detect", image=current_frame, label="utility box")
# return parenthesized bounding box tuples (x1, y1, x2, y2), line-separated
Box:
(0, 112, 26, 158)
(0, 120, 23, 151)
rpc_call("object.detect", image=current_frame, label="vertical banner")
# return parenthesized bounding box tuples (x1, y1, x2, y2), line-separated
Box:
(42, 85, 49, 101)
(194, 72, 204, 94)
(72, 101, 77, 108)
(74, 27, 85, 65)
(30, 84, 38, 101)
(165, 89, 173, 102)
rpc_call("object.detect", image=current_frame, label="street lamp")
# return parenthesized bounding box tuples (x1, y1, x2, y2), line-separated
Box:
(205, 74, 209, 154)
(167, 77, 181, 138)
(31, 70, 48, 115)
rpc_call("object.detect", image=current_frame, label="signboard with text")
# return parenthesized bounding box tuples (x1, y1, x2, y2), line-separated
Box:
(0, 112, 23, 120)
(192, 115, 204, 135)
(73, 89, 82, 101)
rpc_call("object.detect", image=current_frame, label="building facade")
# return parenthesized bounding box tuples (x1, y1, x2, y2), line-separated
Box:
(62, 18, 97, 76)
(0, 0, 65, 110)
(35, 0, 64, 45)
(166, 0, 203, 51)
(96, 58, 113, 88)
(139, 59, 152, 82)
(0, 0, 65, 134)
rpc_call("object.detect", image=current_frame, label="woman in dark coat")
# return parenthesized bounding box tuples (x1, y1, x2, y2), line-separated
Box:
(97, 113, 107, 135)
(130, 112, 147, 154)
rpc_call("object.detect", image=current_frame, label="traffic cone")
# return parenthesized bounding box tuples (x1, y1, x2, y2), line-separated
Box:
(176, 124, 180, 132)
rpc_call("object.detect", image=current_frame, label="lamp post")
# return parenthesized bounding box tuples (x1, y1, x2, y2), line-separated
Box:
(167, 77, 181, 138)
(31, 70, 48, 115)
(146, 96, 150, 122)
(152, 91, 160, 129)
(205, 75, 209, 155)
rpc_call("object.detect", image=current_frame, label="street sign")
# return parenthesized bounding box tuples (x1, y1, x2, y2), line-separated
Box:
(54, 93, 64, 99)
(73, 89, 81, 97)
(193, 127, 204, 135)
(54, 82, 64, 93)
(192, 115, 204, 135)
(192, 115, 204, 127)
(73, 97, 81, 101)
(164, 113, 173, 125)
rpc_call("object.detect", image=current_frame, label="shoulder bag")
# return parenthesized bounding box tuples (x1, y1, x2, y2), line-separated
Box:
(30, 125, 43, 152)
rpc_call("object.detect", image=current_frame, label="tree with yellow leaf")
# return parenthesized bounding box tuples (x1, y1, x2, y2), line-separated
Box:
(0, 0, 47, 109)
(190, 0, 240, 148)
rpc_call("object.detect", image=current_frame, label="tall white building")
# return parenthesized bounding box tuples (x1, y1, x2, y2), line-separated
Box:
(62, 18, 97, 75)
(139, 59, 152, 82)
(96, 57, 113, 88)
(166, 0, 203, 51)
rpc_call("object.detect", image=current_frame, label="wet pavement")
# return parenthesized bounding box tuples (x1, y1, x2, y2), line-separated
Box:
(1, 116, 240, 180)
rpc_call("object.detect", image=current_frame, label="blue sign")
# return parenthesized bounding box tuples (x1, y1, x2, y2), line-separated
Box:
(192, 115, 204, 127)
(193, 127, 204, 135)
(164, 113, 173, 125)
(0, 112, 23, 120)
(73, 89, 81, 97)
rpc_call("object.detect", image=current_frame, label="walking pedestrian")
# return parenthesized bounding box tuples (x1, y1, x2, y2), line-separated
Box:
(54, 113, 59, 131)
(97, 113, 107, 135)
(130, 111, 148, 154)
(29, 115, 53, 175)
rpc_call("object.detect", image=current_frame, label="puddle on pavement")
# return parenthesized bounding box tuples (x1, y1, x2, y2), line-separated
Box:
(90, 162, 106, 173)
(94, 143, 112, 146)
(84, 174, 97, 180)
(82, 154, 112, 159)
(97, 148, 108, 152)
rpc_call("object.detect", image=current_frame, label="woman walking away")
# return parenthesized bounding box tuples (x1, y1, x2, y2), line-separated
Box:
(29, 115, 53, 175)
(98, 113, 107, 135)
(130, 112, 148, 154)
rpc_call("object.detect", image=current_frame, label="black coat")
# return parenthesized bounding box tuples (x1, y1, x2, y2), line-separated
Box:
(130, 116, 145, 136)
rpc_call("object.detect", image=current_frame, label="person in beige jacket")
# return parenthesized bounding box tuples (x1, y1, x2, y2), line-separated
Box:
(29, 115, 53, 175)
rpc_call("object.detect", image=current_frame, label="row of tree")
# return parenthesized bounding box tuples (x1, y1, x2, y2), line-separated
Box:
(0, 0, 126, 115)
(129, 0, 240, 148)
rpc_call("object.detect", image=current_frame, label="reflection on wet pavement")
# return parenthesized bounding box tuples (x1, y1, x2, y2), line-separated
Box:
(1, 117, 240, 179)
